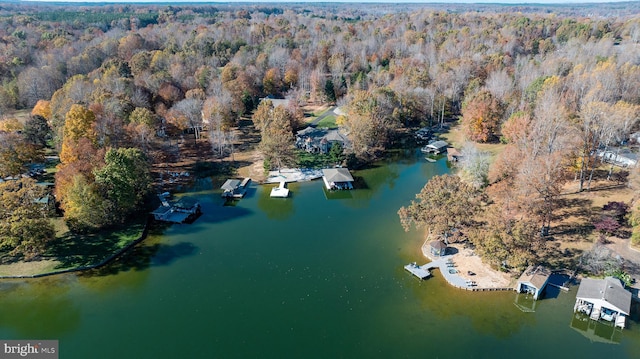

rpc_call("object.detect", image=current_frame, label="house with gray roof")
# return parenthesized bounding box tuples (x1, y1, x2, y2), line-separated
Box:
(296, 127, 349, 154)
(322, 168, 354, 190)
(574, 277, 631, 329)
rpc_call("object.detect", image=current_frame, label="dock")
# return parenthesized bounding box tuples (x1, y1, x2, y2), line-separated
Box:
(404, 262, 431, 279)
(270, 181, 290, 198)
(221, 178, 251, 198)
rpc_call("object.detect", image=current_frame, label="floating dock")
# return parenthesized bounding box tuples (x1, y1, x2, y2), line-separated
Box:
(404, 262, 431, 279)
(270, 181, 290, 198)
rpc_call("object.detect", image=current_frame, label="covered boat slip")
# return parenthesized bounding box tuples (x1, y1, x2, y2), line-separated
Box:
(321, 168, 354, 190)
(574, 277, 632, 329)
(221, 178, 251, 198)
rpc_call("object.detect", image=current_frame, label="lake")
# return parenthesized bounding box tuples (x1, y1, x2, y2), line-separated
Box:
(0, 149, 639, 358)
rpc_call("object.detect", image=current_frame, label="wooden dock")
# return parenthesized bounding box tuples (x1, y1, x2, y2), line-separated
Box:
(404, 262, 431, 279)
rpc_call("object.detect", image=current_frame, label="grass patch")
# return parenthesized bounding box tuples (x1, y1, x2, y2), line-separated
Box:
(316, 115, 337, 128)
(0, 217, 147, 277)
(296, 150, 335, 168)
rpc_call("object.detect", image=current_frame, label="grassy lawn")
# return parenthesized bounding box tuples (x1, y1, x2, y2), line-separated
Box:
(0, 217, 147, 277)
(316, 114, 337, 128)
(296, 150, 336, 169)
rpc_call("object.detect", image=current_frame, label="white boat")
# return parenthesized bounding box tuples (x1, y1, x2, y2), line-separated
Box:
(425, 157, 436, 163)
(270, 181, 290, 198)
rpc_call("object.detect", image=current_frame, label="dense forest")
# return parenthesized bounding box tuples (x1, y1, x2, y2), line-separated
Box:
(0, 2, 639, 271)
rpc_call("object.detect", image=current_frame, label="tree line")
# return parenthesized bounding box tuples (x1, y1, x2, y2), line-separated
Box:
(0, 3, 640, 261)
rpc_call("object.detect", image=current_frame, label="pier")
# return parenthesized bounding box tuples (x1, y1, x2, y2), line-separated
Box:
(404, 262, 431, 279)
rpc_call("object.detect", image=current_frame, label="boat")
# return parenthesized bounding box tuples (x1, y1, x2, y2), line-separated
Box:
(270, 181, 290, 198)
(425, 157, 436, 163)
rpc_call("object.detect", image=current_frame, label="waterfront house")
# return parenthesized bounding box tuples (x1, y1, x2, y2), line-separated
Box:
(322, 168, 354, 190)
(421, 140, 449, 154)
(516, 265, 551, 300)
(574, 277, 631, 329)
(429, 240, 447, 256)
(295, 127, 349, 154)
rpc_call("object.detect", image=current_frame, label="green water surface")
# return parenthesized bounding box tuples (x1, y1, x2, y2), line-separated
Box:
(0, 149, 639, 358)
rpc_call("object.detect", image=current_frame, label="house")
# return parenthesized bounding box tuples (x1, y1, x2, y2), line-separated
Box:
(296, 127, 349, 154)
(421, 140, 449, 154)
(574, 277, 632, 329)
(322, 168, 354, 190)
(259, 95, 291, 109)
(597, 148, 638, 168)
(151, 197, 201, 223)
(429, 240, 447, 256)
(516, 265, 551, 300)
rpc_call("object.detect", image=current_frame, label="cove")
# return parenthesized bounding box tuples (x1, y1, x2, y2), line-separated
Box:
(0, 149, 639, 359)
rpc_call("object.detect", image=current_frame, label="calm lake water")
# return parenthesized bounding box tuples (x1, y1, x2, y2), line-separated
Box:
(0, 149, 639, 358)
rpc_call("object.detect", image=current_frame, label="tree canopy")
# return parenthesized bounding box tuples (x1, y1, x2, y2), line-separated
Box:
(398, 174, 484, 242)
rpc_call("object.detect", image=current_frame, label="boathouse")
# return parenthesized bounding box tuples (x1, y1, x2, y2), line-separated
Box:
(322, 168, 354, 190)
(574, 277, 631, 329)
(221, 178, 250, 198)
(151, 197, 201, 223)
(516, 265, 551, 300)
(429, 240, 447, 256)
(422, 140, 449, 154)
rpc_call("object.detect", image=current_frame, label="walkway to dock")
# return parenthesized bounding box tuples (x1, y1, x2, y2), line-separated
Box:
(419, 241, 515, 292)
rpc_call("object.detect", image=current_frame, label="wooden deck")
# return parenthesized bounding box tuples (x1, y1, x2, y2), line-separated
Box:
(404, 262, 431, 279)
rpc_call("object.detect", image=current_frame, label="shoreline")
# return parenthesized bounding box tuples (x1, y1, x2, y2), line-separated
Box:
(0, 219, 150, 279)
(420, 238, 516, 291)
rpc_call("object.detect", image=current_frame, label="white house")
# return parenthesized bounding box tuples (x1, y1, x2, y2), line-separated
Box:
(574, 277, 631, 329)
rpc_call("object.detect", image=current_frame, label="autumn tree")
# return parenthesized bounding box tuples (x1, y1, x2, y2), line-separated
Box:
(252, 100, 296, 170)
(343, 88, 399, 160)
(460, 90, 503, 143)
(398, 174, 484, 243)
(60, 105, 97, 164)
(467, 208, 542, 270)
(23, 115, 51, 148)
(94, 147, 152, 223)
(0, 132, 41, 178)
(60, 174, 110, 232)
(0, 178, 55, 260)
(203, 94, 236, 157)
(31, 100, 52, 121)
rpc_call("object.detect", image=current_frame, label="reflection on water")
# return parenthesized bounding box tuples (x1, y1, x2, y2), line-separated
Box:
(0, 151, 638, 358)
(571, 312, 622, 344)
(0, 278, 80, 338)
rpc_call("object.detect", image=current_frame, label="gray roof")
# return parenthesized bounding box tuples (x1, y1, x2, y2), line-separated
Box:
(576, 277, 631, 315)
(221, 179, 241, 191)
(323, 130, 348, 142)
(517, 265, 551, 290)
(427, 140, 449, 149)
(430, 240, 447, 250)
(322, 168, 354, 183)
